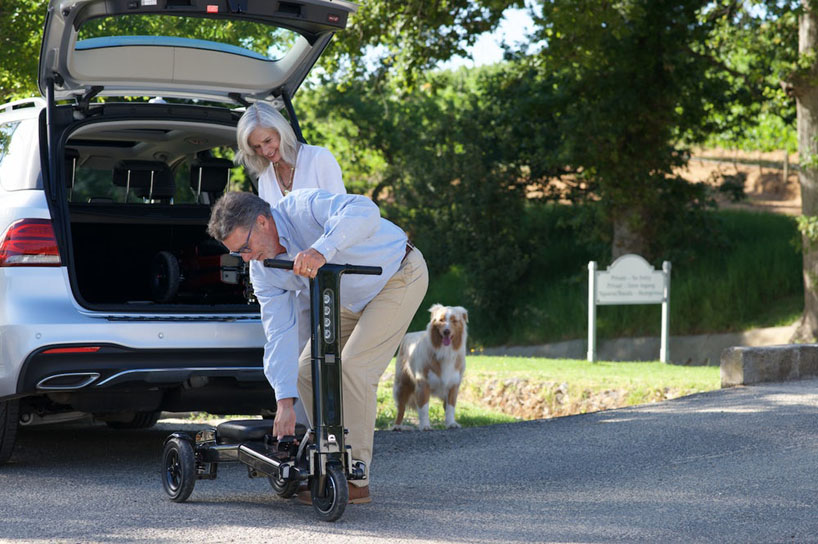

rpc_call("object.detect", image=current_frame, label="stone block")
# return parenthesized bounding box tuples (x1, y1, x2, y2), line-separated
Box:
(720, 344, 818, 387)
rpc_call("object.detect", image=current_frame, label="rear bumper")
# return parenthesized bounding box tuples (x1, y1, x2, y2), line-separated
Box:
(18, 343, 265, 394)
(9, 343, 275, 414)
(0, 266, 270, 415)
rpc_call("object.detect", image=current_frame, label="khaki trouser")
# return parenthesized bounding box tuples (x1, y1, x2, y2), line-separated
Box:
(297, 248, 428, 486)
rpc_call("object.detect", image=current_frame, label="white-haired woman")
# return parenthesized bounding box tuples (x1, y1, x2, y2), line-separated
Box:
(235, 101, 345, 204)
(236, 101, 345, 427)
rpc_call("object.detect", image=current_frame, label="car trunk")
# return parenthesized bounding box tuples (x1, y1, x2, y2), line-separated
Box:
(51, 105, 258, 313)
(68, 204, 253, 311)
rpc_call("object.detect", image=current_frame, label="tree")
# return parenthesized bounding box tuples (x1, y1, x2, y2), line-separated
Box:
(525, 0, 737, 262)
(791, 3, 818, 341)
(299, 64, 557, 340)
(0, 0, 47, 101)
(321, 0, 521, 86)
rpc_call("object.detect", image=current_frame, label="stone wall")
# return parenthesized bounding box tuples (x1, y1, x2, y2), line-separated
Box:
(720, 344, 818, 387)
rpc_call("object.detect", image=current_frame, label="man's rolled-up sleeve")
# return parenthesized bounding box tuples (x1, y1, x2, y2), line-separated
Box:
(253, 271, 300, 401)
(308, 192, 381, 261)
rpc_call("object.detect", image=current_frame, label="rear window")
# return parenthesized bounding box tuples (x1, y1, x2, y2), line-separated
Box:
(77, 14, 298, 62)
(0, 119, 40, 191)
(67, 146, 243, 205)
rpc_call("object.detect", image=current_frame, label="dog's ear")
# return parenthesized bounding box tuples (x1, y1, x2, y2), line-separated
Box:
(455, 307, 468, 323)
(429, 303, 444, 315)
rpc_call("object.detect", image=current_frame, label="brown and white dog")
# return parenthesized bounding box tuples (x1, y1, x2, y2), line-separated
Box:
(392, 304, 468, 431)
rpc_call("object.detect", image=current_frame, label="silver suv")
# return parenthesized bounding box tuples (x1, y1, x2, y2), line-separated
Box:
(0, 0, 356, 463)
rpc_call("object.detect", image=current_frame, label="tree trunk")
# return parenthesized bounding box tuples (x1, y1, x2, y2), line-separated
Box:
(611, 210, 648, 261)
(783, 150, 789, 186)
(793, 6, 818, 342)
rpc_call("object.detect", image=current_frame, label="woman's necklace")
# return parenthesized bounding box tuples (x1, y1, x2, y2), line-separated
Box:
(274, 144, 299, 196)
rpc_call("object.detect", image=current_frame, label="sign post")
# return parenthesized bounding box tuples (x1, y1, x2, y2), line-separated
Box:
(587, 254, 671, 363)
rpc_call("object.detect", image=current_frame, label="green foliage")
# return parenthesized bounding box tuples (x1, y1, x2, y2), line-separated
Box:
(796, 214, 818, 246)
(464, 357, 719, 392)
(301, 64, 555, 338)
(0, 0, 47, 101)
(525, 0, 741, 259)
(700, 2, 799, 145)
(419, 207, 801, 347)
(322, 0, 521, 86)
(704, 112, 797, 153)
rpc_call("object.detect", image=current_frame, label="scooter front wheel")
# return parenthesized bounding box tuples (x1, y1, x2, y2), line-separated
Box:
(311, 463, 348, 522)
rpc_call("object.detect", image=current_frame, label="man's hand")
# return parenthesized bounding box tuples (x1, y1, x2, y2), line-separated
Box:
(273, 397, 297, 439)
(294, 248, 326, 279)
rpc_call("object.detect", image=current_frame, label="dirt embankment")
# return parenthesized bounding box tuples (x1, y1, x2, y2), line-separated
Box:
(461, 378, 686, 421)
(679, 148, 800, 215)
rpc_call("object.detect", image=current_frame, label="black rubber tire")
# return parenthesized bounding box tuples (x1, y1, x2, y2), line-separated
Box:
(0, 400, 19, 465)
(161, 437, 196, 502)
(106, 411, 161, 430)
(151, 250, 180, 303)
(268, 473, 300, 498)
(311, 463, 348, 522)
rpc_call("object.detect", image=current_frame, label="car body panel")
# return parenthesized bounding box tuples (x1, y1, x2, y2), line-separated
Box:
(0, 104, 44, 192)
(0, 264, 266, 400)
(39, 0, 357, 103)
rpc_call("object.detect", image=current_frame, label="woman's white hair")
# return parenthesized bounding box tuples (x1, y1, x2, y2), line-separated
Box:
(235, 102, 298, 178)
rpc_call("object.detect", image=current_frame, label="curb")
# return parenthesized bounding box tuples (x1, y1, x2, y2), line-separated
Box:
(720, 344, 818, 387)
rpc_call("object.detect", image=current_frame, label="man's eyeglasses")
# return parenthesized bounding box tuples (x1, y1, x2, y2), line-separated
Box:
(230, 223, 254, 256)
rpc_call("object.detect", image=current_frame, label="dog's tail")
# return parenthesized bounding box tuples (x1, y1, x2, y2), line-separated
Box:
(392, 335, 409, 388)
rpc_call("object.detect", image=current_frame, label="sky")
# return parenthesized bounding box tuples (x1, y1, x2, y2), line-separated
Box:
(440, 6, 538, 70)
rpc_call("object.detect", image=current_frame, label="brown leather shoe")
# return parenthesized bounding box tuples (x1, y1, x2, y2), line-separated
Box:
(348, 484, 371, 504)
(296, 483, 372, 505)
(296, 486, 312, 506)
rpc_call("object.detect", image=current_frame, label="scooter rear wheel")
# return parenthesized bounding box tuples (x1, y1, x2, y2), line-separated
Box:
(311, 463, 348, 522)
(268, 473, 300, 498)
(162, 437, 196, 502)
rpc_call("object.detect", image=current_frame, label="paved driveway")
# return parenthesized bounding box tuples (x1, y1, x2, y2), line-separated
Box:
(2, 379, 817, 543)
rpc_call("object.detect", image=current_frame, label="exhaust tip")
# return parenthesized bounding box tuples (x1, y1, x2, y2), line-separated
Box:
(36, 372, 100, 390)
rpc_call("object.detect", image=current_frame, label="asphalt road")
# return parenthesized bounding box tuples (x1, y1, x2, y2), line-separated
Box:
(2, 379, 818, 543)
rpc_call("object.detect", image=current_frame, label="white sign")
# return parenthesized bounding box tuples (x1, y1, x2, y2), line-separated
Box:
(587, 254, 671, 363)
(596, 254, 665, 305)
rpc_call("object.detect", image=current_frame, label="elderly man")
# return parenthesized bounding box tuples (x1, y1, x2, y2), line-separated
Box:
(207, 189, 428, 504)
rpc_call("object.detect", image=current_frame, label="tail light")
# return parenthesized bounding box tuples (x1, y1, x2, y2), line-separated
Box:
(41, 346, 102, 354)
(0, 219, 61, 267)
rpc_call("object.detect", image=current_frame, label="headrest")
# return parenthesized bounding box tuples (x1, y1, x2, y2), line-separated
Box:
(113, 160, 175, 200)
(190, 157, 232, 195)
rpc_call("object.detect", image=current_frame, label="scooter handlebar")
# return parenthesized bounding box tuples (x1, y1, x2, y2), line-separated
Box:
(263, 259, 382, 276)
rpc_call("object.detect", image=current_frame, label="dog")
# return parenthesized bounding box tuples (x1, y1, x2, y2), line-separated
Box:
(392, 304, 468, 431)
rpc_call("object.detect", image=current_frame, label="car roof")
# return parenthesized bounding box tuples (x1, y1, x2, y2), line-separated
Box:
(39, 0, 357, 105)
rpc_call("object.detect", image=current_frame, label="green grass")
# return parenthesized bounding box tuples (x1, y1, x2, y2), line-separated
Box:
(182, 357, 719, 430)
(375, 355, 721, 429)
(465, 356, 719, 387)
(410, 207, 803, 347)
